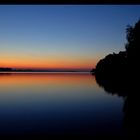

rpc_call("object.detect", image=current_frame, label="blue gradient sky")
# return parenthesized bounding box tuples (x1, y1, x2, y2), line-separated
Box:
(0, 5, 140, 70)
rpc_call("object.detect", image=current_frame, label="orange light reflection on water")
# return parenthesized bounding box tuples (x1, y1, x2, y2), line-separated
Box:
(0, 73, 100, 103)
(0, 73, 97, 91)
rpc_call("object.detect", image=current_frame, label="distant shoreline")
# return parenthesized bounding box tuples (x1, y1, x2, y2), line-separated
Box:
(0, 71, 91, 74)
(0, 68, 91, 73)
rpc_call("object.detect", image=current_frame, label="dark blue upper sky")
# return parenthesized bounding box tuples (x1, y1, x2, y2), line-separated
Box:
(0, 5, 140, 70)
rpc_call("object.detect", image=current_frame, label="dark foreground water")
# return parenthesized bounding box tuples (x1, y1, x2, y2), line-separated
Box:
(0, 73, 128, 137)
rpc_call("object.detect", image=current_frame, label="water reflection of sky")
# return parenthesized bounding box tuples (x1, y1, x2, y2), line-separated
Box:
(0, 73, 124, 135)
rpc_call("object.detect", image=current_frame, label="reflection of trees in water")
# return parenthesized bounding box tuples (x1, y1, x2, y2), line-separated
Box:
(95, 73, 139, 137)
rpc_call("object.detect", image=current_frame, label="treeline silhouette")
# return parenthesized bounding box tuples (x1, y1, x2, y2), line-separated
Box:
(0, 67, 13, 71)
(91, 19, 140, 78)
(92, 19, 140, 138)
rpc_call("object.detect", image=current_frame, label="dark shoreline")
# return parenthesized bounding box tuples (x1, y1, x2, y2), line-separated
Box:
(0, 71, 91, 74)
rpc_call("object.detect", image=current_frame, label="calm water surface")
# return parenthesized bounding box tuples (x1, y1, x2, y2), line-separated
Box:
(0, 73, 126, 136)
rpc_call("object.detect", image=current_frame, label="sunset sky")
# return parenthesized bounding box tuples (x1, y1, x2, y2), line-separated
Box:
(0, 5, 140, 71)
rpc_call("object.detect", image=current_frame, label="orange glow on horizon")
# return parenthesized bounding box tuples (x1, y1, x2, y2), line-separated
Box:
(0, 58, 97, 70)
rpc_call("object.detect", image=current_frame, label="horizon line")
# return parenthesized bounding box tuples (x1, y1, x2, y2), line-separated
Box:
(0, 67, 95, 72)
(0, 72, 92, 74)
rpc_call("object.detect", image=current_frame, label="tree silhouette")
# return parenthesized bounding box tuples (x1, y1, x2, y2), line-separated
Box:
(91, 19, 140, 77)
(125, 19, 140, 53)
(125, 19, 140, 69)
